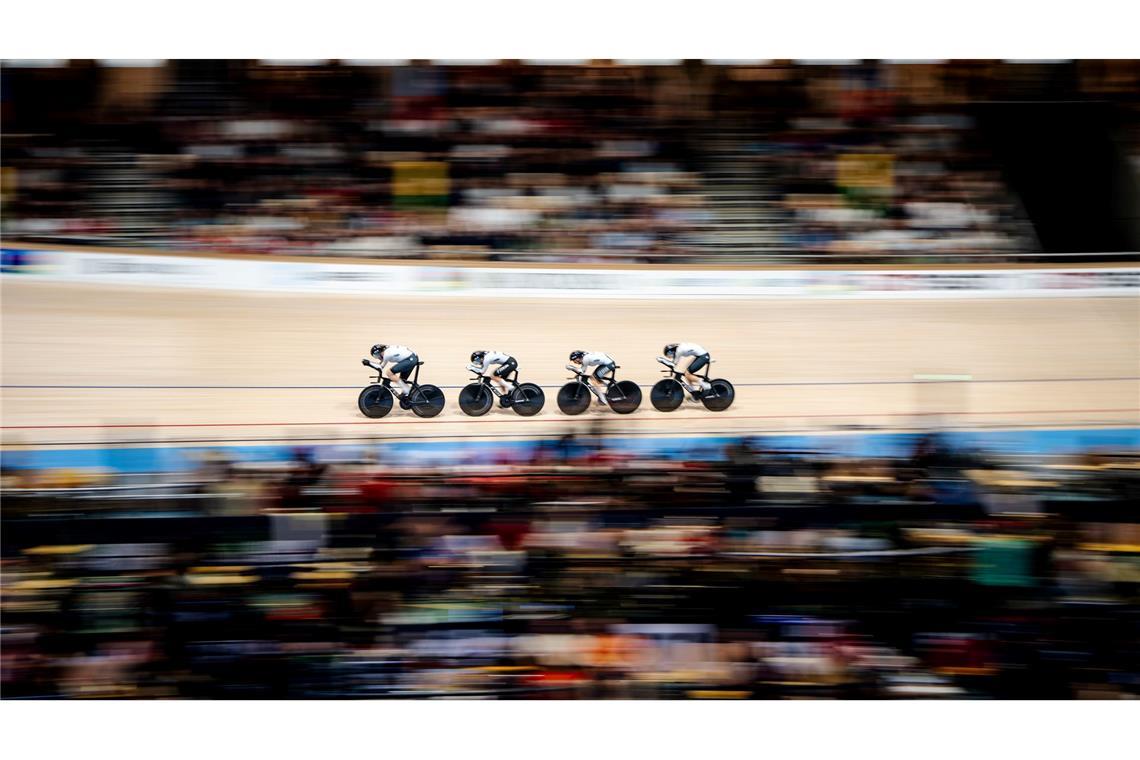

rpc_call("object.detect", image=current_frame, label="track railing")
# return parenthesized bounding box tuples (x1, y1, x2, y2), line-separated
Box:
(7, 235, 1138, 266)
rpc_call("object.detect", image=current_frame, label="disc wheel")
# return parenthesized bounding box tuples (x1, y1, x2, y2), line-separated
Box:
(700, 379, 735, 412)
(557, 382, 590, 415)
(358, 384, 393, 418)
(511, 383, 545, 416)
(458, 383, 494, 417)
(650, 378, 685, 412)
(410, 384, 446, 418)
(608, 380, 642, 414)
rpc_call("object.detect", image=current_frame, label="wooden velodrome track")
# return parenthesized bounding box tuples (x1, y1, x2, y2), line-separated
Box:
(1, 277, 1138, 450)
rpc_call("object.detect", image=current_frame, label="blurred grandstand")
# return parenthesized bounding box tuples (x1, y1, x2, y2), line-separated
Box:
(4, 59, 1138, 264)
(3, 433, 1138, 699)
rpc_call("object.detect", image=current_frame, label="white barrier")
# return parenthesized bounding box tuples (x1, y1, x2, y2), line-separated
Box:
(3, 247, 1138, 299)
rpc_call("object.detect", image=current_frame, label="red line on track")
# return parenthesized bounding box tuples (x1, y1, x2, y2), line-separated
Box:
(2, 408, 1137, 431)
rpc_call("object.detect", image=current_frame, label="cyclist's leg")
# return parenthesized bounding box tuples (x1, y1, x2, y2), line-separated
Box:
(481, 367, 502, 394)
(674, 354, 701, 392)
(381, 365, 399, 388)
(390, 356, 416, 396)
(492, 358, 517, 395)
(685, 354, 712, 391)
(590, 363, 613, 404)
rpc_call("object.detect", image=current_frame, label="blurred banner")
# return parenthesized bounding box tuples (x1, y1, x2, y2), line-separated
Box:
(971, 536, 1037, 588)
(837, 153, 894, 190)
(3, 248, 1137, 299)
(1, 166, 15, 206)
(392, 161, 449, 208)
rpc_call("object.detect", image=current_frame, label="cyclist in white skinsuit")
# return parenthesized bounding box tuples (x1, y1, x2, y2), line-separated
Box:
(468, 350, 518, 405)
(364, 343, 417, 398)
(569, 349, 616, 407)
(664, 342, 712, 394)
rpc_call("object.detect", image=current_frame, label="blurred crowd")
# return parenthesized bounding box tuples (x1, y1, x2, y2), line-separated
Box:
(3, 432, 1137, 699)
(767, 112, 1037, 257)
(5, 60, 1137, 263)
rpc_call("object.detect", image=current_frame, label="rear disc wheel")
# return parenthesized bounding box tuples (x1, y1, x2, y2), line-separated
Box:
(410, 384, 446, 418)
(700, 379, 735, 412)
(608, 380, 642, 414)
(511, 383, 545, 416)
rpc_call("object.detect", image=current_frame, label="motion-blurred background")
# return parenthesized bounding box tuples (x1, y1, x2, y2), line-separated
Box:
(2, 60, 1138, 700)
(4, 59, 1138, 262)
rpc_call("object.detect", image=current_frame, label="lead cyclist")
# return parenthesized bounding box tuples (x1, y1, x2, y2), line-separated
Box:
(363, 343, 417, 398)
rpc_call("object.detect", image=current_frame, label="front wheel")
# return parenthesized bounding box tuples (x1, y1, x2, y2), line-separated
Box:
(700, 379, 735, 412)
(458, 383, 494, 417)
(650, 378, 684, 412)
(608, 380, 642, 414)
(358, 384, 393, 418)
(410, 384, 446, 418)
(557, 382, 590, 415)
(511, 383, 545, 416)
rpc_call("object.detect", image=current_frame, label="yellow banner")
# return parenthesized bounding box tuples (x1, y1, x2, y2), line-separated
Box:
(837, 153, 894, 189)
(392, 161, 449, 199)
(0, 167, 15, 205)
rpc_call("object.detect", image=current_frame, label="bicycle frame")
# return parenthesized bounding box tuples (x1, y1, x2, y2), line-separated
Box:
(469, 367, 520, 398)
(566, 364, 619, 402)
(369, 360, 424, 391)
(657, 356, 719, 399)
(658, 356, 714, 383)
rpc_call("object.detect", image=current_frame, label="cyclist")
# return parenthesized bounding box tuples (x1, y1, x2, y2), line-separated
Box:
(468, 350, 518, 407)
(663, 342, 712, 395)
(569, 349, 616, 407)
(363, 343, 418, 399)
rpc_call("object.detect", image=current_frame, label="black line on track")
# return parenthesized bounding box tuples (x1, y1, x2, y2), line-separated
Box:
(4, 376, 1137, 391)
